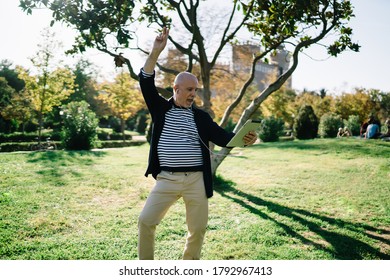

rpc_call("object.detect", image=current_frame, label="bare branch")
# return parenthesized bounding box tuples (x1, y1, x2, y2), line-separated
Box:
(210, 1, 255, 67)
(219, 44, 277, 128)
(96, 46, 138, 81)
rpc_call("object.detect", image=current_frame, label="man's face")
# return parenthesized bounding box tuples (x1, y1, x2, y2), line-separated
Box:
(173, 73, 198, 108)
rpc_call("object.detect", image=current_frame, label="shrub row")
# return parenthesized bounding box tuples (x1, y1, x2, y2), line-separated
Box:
(0, 142, 41, 152)
(0, 131, 133, 143)
(0, 140, 145, 153)
(256, 108, 363, 141)
(0, 132, 61, 142)
(96, 140, 145, 149)
(293, 105, 362, 139)
(97, 131, 132, 141)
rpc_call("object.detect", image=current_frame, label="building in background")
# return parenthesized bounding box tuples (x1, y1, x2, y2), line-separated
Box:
(232, 43, 292, 91)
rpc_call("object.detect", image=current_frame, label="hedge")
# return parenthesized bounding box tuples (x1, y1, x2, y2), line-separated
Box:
(0, 131, 132, 143)
(0, 132, 61, 142)
(0, 140, 145, 153)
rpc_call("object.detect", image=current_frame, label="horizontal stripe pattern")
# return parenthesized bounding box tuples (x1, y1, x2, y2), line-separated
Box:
(158, 107, 203, 168)
(140, 68, 154, 78)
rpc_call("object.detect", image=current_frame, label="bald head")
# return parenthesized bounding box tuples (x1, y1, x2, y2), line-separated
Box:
(174, 72, 198, 87)
(173, 72, 199, 108)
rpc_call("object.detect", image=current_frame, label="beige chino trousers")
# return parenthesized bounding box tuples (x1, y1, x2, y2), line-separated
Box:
(138, 171, 208, 260)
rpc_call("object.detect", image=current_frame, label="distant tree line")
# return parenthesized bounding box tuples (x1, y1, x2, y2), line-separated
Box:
(1, 55, 388, 143)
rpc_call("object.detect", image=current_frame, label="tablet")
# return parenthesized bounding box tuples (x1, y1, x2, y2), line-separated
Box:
(226, 119, 261, 147)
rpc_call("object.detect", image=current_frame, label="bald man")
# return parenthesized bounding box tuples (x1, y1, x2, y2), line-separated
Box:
(137, 27, 257, 260)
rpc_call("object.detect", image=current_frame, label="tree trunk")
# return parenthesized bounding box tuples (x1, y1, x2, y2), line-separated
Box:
(120, 118, 126, 142)
(38, 110, 43, 145)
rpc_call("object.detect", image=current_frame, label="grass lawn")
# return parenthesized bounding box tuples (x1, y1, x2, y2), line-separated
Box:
(0, 138, 389, 260)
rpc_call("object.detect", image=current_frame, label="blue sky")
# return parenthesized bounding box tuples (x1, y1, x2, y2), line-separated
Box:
(291, 0, 390, 93)
(1, 0, 389, 93)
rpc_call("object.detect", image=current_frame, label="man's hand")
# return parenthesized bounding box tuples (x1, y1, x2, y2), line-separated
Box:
(143, 27, 170, 73)
(152, 27, 169, 54)
(243, 131, 257, 146)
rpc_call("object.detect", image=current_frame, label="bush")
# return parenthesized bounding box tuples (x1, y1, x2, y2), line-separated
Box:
(24, 122, 38, 133)
(319, 113, 343, 138)
(61, 101, 99, 150)
(344, 115, 361, 136)
(293, 105, 319, 139)
(258, 117, 284, 142)
(135, 112, 148, 134)
(224, 118, 236, 133)
(108, 117, 122, 133)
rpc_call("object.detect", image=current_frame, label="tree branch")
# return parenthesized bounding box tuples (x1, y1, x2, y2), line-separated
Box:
(96, 46, 139, 81)
(212, 8, 341, 173)
(219, 43, 280, 128)
(210, 1, 254, 67)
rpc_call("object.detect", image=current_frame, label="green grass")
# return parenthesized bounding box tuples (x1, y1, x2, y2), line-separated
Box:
(0, 138, 389, 260)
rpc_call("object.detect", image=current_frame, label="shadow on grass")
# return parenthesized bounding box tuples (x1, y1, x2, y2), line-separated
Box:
(214, 175, 389, 260)
(27, 150, 107, 185)
(257, 138, 390, 159)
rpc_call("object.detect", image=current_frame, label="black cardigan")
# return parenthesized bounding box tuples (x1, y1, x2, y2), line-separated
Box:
(139, 70, 235, 198)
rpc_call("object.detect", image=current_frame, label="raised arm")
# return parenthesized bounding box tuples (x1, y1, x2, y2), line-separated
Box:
(143, 27, 170, 74)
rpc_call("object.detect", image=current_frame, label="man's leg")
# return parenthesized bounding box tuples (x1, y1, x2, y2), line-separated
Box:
(138, 171, 180, 260)
(182, 172, 208, 260)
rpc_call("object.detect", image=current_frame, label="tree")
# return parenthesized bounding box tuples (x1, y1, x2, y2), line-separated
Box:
(294, 104, 319, 140)
(96, 71, 144, 140)
(2, 87, 33, 133)
(260, 88, 297, 128)
(293, 91, 334, 120)
(27, 28, 75, 143)
(0, 77, 17, 133)
(21, 0, 359, 174)
(0, 62, 26, 132)
(212, 0, 358, 172)
(0, 77, 15, 112)
(0, 60, 25, 93)
(68, 59, 99, 106)
(366, 89, 390, 122)
(334, 90, 375, 123)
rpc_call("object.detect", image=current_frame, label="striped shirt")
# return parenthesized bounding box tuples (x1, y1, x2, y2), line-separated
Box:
(158, 107, 204, 170)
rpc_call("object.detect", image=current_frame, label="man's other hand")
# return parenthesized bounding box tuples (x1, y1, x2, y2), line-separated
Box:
(243, 131, 257, 146)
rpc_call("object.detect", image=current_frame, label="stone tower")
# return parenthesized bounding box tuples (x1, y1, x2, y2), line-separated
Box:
(232, 43, 292, 91)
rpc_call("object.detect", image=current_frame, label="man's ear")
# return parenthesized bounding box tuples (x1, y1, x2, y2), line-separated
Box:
(173, 85, 180, 95)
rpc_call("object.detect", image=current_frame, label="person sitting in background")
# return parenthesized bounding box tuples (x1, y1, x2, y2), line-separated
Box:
(365, 120, 380, 139)
(337, 127, 344, 138)
(360, 117, 372, 137)
(337, 127, 352, 138)
(344, 127, 352, 137)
